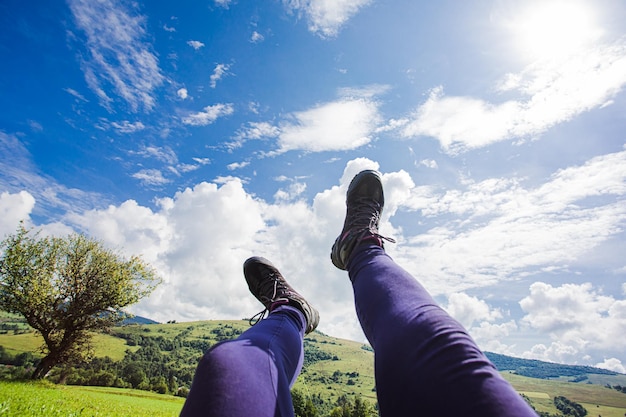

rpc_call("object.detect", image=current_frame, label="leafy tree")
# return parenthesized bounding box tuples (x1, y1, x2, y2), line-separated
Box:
(293, 390, 317, 417)
(0, 224, 160, 379)
(554, 396, 587, 417)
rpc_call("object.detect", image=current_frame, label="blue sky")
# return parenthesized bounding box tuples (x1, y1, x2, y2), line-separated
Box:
(1, 0, 626, 372)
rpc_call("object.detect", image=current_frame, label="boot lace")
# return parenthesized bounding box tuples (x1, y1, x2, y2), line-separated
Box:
(347, 198, 396, 244)
(248, 272, 290, 327)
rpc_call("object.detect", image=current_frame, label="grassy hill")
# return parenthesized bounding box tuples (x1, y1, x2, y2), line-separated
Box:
(2, 314, 626, 416)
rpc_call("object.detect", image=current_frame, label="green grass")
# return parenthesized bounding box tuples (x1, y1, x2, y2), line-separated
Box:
(295, 333, 377, 403)
(0, 332, 41, 356)
(0, 380, 185, 417)
(503, 372, 626, 415)
(0, 332, 137, 361)
(2, 318, 626, 415)
(90, 333, 140, 361)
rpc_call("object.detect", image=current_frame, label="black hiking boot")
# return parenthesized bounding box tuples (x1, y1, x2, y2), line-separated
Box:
(331, 170, 395, 270)
(244, 256, 319, 334)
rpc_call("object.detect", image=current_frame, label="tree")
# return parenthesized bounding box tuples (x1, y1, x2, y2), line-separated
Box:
(0, 224, 160, 379)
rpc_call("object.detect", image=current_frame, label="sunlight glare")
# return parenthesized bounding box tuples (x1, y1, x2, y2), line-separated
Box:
(512, 1, 601, 60)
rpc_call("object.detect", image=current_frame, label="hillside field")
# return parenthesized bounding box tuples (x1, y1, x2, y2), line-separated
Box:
(1, 316, 626, 416)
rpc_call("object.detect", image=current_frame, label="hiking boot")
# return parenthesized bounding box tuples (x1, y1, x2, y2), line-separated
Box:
(244, 256, 319, 334)
(331, 170, 395, 270)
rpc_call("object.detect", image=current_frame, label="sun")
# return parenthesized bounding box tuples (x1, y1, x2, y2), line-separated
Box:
(509, 1, 602, 60)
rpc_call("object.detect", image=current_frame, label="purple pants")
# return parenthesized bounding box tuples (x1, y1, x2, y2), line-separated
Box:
(181, 245, 538, 416)
(179, 306, 305, 417)
(349, 244, 537, 416)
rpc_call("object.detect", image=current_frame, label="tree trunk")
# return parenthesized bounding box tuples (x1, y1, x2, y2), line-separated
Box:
(31, 355, 56, 379)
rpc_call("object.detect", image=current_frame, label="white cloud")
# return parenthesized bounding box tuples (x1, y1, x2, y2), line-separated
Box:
(227, 161, 250, 171)
(214, 0, 231, 8)
(163, 24, 176, 32)
(187, 40, 205, 50)
(444, 292, 502, 328)
(64, 88, 88, 102)
(67, 199, 172, 266)
(469, 320, 518, 355)
(519, 282, 626, 362)
(228, 122, 281, 149)
(177, 163, 200, 173)
(132, 169, 170, 186)
(242, 122, 280, 140)
(67, 0, 164, 112)
(0, 191, 35, 238)
(28, 120, 43, 132)
(276, 98, 381, 153)
(192, 157, 211, 165)
(402, 38, 626, 154)
(283, 0, 373, 38)
(177, 88, 188, 100)
(133, 145, 178, 165)
(274, 182, 307, 203)
(522, 341, 581, 364)
(420, 159, 438, 169)
(210, 63, 230, 88)
(250, 31, 264, 43)
(111, 120, 145, 133)
(388, 149, 626, 294)
(338, 84, 391, 99)
(8, 152, 626, 363)
(595, 358, 626, 374)
(182, 103, 234, 126)
(35, 160, 377, 338)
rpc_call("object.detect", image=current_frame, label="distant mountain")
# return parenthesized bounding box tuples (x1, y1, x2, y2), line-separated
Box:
(119, 315, 159, 325)
(486, 351, 618, 379)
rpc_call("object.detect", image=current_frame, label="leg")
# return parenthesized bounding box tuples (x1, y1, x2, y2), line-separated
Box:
(180, 307, 305, 417)
(331, 170, 536, 417)
(348, 244, 536, 416)
(180, 257, 319, 417)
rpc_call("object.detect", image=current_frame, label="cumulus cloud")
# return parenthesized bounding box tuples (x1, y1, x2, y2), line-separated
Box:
(0, 191, 35, 237)
(402, 38, 626, 154)
(595, 358, 626, 373)
(14, 159, 378, 339)
(67, 0, 164, 112)
(283, 0, 373, 38)
(177, 88, 188, 100)
(519, 282, 626, 363)
(182, 103, 234, 126)
(445, 292, 503, 328)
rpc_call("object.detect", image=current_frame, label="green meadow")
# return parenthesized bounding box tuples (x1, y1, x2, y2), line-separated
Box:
(0, 380, 184, 417)
(2, 316, 626, 416)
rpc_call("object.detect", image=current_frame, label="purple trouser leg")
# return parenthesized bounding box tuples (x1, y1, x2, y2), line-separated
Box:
(348, 244, 538, 417)
(180, 306, 305, 417)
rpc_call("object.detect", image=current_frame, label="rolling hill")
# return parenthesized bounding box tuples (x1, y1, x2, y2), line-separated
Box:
(1, 313, 626, 416)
